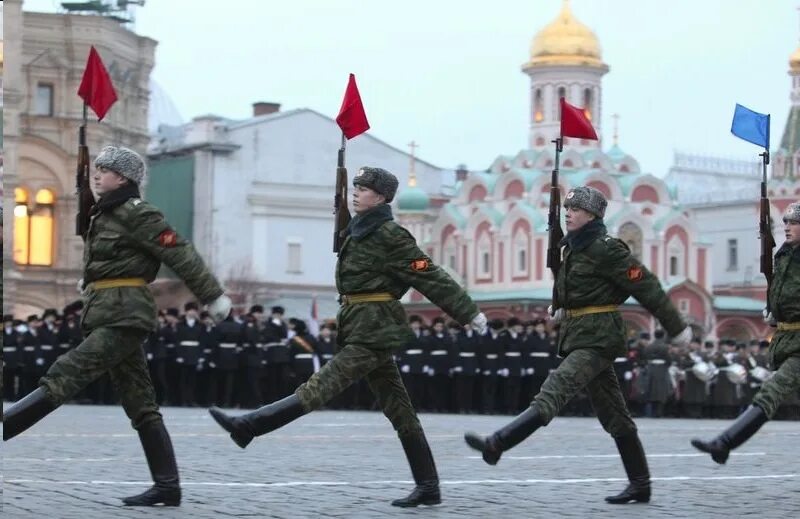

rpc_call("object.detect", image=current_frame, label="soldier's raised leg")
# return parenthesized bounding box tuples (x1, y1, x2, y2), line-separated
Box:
(465, 349, 605, 465)
(692, 354, 799, 464)
(208, 343, 380, 448)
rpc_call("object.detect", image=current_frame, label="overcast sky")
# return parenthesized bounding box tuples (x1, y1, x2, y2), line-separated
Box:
(23, 0, 798, 176)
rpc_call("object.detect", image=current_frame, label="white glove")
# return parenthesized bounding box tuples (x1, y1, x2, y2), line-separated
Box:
(498, 368, 509, 377)
(527, 367, 535, 375)
(176, 357, 184, 364)
(77, 278, 85, 295)
(548, 305, 565, 324)
(208, 294, 232, 323)
(428, 368, 436, 376)
(624, 371, 633, 381)
(146, 353, 154, 361)
(670, 326, 692, 346)
(471, 312, 488, 335)
(762, 309, 777, 327)
(400, 364, 410, 373)
(423, 364, 430, 374)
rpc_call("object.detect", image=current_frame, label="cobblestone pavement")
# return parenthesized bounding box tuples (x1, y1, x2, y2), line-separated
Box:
(2, 405, 799, 518)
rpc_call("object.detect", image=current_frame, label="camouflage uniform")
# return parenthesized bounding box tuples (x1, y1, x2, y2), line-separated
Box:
(296, 203, 478, 424)
(42, 186, 223, 423)
(752, 241, 800, 417)
(209, 167, 481, 508)
(692, 202, 800, 466)
(466, 186, 686, 505)
(537, 220, 684, 430)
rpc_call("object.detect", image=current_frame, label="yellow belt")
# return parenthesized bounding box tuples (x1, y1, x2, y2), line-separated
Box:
(339, 292, 395, 305)
(566, 305, 619, 319)
(88, 278, 147, 290)
(777, 322, 800, 331)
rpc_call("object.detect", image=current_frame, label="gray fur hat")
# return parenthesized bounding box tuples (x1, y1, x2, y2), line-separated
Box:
(94, 146, 146, 185)
(784, 201, 800, 224)
(353, 166, 399, 203)
(563, 185, 607, 219)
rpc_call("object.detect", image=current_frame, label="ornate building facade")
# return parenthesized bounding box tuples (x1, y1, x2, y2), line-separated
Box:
(2, 0, 156, 316)
(396, 0, 775, 341)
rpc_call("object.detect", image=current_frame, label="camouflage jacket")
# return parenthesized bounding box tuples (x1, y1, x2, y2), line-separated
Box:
(768, 242, 800, 366)
(554, 220, 685, 360)
(335, 204, 478, 351)
(81, 185, 223, 333)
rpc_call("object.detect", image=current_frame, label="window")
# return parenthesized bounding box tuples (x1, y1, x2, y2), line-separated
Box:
(534, 89, 543, 122)
(14, 188, 55, 266)
(481, 252, 490, 274)
(287, 241, 302, 273)
(35, 84, 54, 116)
(678, 298, 690, 315)
(727, 239, 738, 270)
(583, 88, 593, 120)
(518, 249, 527, 272)
(618, 222, 643, 261)
(670, 256, 678, 277)
(448, 253, 456, 270)
(512, 228, 529, 277)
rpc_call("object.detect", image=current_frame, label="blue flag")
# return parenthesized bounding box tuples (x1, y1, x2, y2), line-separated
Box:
(731, 104, 770, 149)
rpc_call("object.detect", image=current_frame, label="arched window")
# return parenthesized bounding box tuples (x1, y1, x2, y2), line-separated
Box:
(14, 187, 55, 266)
(583, 88, 593, 121)
(512, 227, 530, 277)
(618, 222, 643, 260)
(556, 86, 566, 115)
(667, 234, 685, 280)
(534, 89, 543, 122)
(442, 234, 457, 271)
(477, 232, 492, 280)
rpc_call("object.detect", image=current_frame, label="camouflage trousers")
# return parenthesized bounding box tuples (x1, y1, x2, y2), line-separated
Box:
(295, 343, 423, 438)
(40, 326, 161, 430)
(753, 353, 800, 418)
(534, 348, 637, 438)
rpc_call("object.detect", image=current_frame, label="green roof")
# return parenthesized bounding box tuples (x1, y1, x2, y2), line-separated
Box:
(606, 144, 627, 162)
(653, 209, 685, 231)
(713, 296, 764, 312)
(477, 203, 504, 226)
(444, 203, 467, 228)
(474, 172, 499, 194)
(515, 201, 548, 232)
(397, 186, 430, 211)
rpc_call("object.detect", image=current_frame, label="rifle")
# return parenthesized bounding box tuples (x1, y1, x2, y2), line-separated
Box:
(333, 134, 352, 253)
(759, 150, 775, 310)
(75, 104, 94, 238)
(547, 138, 565, 279)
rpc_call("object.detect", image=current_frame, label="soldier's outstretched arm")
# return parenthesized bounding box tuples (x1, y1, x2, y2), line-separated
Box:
(601, 238, 684, 336)
(381, 223, 478, 324)
(123, 201, 224, 304)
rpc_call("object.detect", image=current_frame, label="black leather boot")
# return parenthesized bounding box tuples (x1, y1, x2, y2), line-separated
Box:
(464, 406, 544, 465)
(122, 420, 181, 506)
(605, 432, 650, 504)
(208, 393, 306, 449)
(3, 387, 58, 441)
(691, 405, 768, 464)
(391, 433, 441, 507)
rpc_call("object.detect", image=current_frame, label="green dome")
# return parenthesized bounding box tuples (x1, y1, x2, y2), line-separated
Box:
(397, 186, 430, 211)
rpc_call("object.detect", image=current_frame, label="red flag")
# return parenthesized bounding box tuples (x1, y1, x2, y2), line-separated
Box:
(77, 46, 118, 121)
(559, 97, 597, 140)
(336, 74, 370, 139)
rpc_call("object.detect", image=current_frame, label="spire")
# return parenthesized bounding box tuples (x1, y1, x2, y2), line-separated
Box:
(408, 140, 419, 187)
(611, 113, 620, 146)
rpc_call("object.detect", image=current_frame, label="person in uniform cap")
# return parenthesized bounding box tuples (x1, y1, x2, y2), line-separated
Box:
(210, 166, 487, 508)
(693, 201, 800, 464)
(466, 185, 692, 505)
(3, 145, 233, 507)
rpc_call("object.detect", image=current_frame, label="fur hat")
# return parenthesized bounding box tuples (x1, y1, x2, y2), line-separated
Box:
(783, 201, 800, 224)
(353, 167, 399, 203)
(94, 146, 146, 185)
(564, 186, 607, 219)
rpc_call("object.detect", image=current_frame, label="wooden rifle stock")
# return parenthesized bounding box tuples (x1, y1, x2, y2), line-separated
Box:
(759, 183, 775, 291)
(75, 124, 93, 238)
(333, 147, 352, 253)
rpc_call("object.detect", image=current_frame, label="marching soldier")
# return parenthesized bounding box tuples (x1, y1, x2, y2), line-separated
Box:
(524, 318, 553, 404)
(710, 340, 740, 419)
(316, 323, 337, 368)
(20, 315, 42, 399)
(39, 309, 60, 375)
(241, 306, 266, 408)
(680, 337, 708, 418)
(3, 146, 232, 506)
(466, 186, 691, 505)
(693, 202, 800, 464)
(197, 311, 220, 407)
(500, 317, 525, 414)
(210, 166, 487, 507)
(162, 308, 181, 405)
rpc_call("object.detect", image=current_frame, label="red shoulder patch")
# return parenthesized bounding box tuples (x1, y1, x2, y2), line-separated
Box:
(627, 265, 643, 282)
(411, 259, 430, 272)
(158, 230, 177, 247)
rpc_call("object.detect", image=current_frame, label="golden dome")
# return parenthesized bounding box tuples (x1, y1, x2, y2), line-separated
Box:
(790, 44, 800, 73)
(524, 0, 606, 70)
